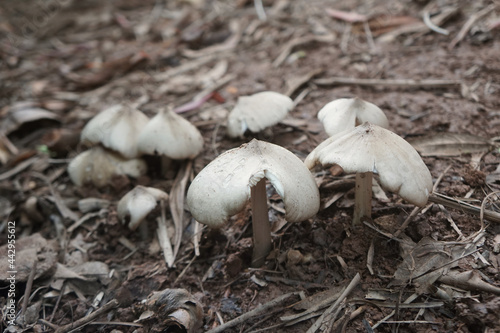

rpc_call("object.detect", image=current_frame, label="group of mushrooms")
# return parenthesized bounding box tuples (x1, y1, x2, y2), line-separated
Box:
(68, 92, 433, 267)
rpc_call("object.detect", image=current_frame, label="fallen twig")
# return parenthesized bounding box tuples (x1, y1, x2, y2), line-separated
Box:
(438, 270, 500, 295)
(449, 4, 497, 49)
(206, 292, 301, 333)
(285, 68, 324, 97)
(422, 11, 449, 35)
(157, 200, 175, 268)
(315, 77, 461, 89)
(54, 299, 119, 333)
(273, 34, 335, 67)
(429, 193, 500, 224)
(306, 273, 361, 333)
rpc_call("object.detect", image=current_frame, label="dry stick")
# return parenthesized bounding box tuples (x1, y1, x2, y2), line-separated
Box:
(0, 156, 38, 181)
(372, 293, 419, 329)
(157, 200, 175, 268)
(54, 299, 119, 333)
(285, 68, 324, 97)
(422, 11, 449, 35)
(20, 261, 37, 322)
(206, 292, 300, 333)
(449, 4, 497, 49)
(173, 255, 197, 286)
(392, 206, 422, 239)
(366, 238, 375, 275)
(314, 77, 461, 89)
(169, 160, 193, 260)
(273, 34, 335, 67)
(306, 273, 361, 333)
(428, 193, 500, 224)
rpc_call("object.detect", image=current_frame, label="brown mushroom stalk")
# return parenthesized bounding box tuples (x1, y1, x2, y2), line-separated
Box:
(250, 178, 272, 267)
(353, 172, 373, 225)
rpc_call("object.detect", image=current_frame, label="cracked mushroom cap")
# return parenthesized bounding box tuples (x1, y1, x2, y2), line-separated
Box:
(117, 186, 169, 230)
(137, 108, 203, 159)
(186, 139, 320, 227)
(81, 104, 149, 159)
(318, 97, 389, 137)
(68, 146, 147, 188)
(305, 123, 433, 206)
(227, 91, 294, 138)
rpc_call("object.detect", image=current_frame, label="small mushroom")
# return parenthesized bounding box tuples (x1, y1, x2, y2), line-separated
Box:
(81, 104, 149, 159)
(137, 108, 203, 160)
(226, 91, 294, 138)
(318, 97, 389, 137)
(67, 146, 147, 187)
(117, 185, 169, 230)
(186, 139, 319, 267)
(305, 123, 432, 225)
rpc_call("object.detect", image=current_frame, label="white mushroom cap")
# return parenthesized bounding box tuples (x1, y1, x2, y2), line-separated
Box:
(318, 97, 389, 137)
(305, 123, 433, 206)
(117, 186, 169, 230)
(137, 108, 203, 159)
(81, 104, 149, 159)
(68, 146, 147, 188)
(227, 91, 294, 138)
(186, 139, 320, 227)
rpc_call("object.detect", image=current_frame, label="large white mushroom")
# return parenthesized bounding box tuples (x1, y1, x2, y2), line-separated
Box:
(67, 146, 147, 188)
(81, 104, 149, 159)
(305, 123, 433, 225)
(226, 91, 294, 138)
(318, 97, 389, 137)
(186, 139, 320, 267)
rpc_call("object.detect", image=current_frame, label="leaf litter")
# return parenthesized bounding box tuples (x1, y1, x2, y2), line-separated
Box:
(1, 0, 500, 332)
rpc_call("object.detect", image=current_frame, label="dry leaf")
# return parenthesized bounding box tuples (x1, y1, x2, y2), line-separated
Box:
(408, 133, 494, 157)
(1, 106, 60, 135)
(392, 236, 478, 294)
(0, 233, 58, 282)
(141, 288, 203, 333)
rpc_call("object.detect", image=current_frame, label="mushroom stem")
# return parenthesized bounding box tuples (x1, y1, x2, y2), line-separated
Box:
(250, 178, 272, 267)
(353, 172, 373, 225)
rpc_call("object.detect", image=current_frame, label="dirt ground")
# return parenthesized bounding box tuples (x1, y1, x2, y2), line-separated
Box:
(1, 0, 500, 332)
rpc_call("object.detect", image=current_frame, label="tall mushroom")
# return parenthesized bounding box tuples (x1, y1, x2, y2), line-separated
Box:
(305, 123, 433, 225)
(186, 139, 320, 267)
(226, 91, 294, 138)
(318, 97, 389, 137)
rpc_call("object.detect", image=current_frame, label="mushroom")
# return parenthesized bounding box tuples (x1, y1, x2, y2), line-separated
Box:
(67, 146, 147, 187)
(137, 108, 203, 160)
(318, 97, 389, 137)
(81, 104, 149, 159)
(305, 123, 433, 225)
(117, 185, 169, 230)
(186, 139, 320, 267)
(226, 91, 294, 138)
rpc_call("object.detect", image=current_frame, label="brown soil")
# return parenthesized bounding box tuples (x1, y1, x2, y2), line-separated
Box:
(1, 0, 500, 332)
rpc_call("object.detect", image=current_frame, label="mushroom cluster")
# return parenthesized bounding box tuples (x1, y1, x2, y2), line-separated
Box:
(68, 104, 149, 187)
(68, 105, 204, 187)
(307, 97, 432, 225)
